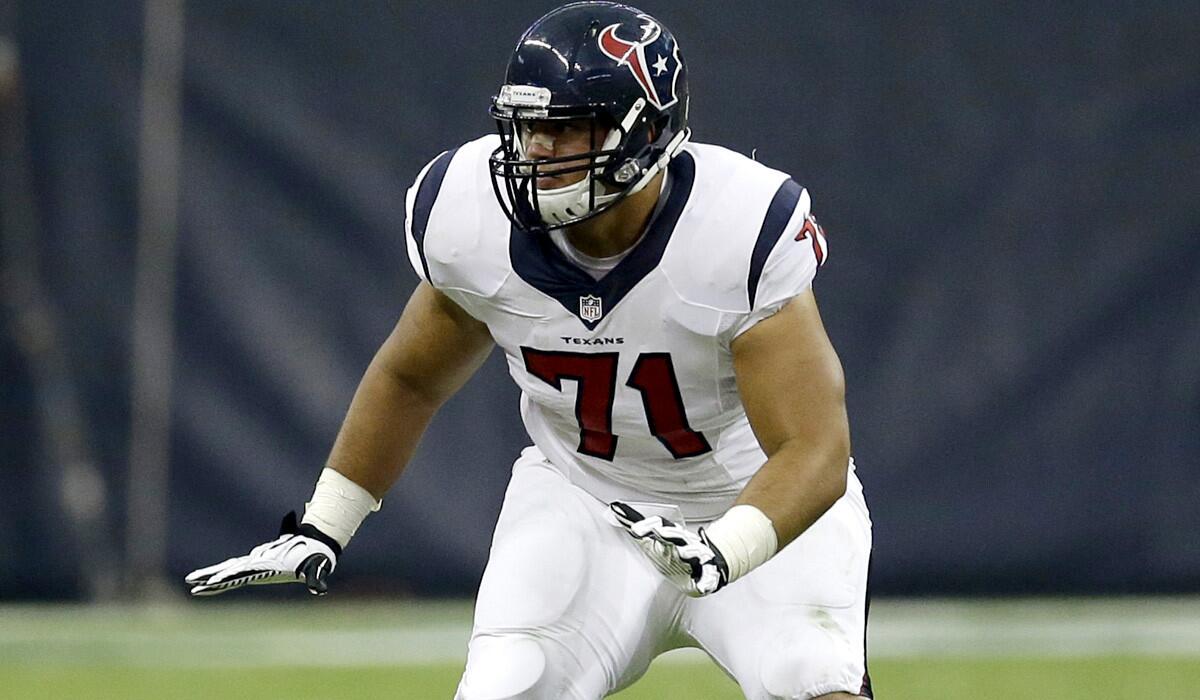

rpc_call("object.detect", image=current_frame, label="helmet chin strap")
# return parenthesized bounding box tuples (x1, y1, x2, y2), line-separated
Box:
(534, 173, 620, 226)
(532, 126, 690, 227)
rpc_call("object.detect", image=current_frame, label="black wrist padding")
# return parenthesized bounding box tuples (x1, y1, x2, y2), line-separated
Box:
(278, 511, 343, 557)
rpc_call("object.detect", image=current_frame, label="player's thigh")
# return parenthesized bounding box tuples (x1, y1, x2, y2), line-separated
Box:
(457, 448, 680, 700)
(688, 486, 873, 700)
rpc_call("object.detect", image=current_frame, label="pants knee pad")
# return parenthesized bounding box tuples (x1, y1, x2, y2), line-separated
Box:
(758, 625, 858, 699)
(457, 634, 549, 700)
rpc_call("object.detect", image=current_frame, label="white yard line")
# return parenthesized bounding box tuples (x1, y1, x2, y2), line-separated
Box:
(866, 598, 1200, 658)
(2, 598, 1198, 667)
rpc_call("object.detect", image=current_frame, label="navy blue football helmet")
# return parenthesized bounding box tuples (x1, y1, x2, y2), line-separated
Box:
(489, 1, 690, 231)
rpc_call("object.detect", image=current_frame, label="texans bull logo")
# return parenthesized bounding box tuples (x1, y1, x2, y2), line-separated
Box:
(597, 16, 682, 111)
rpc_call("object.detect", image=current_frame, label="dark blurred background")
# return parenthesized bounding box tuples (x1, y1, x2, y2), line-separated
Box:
(1, 0, 1197, 601)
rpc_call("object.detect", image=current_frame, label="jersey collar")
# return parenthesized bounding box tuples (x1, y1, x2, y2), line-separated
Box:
(509, 150, 695, 330)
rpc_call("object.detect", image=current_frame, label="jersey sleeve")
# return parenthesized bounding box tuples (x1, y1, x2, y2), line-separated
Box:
(729, 186, 828, 339)
(403, 149, 456, 284)
(400, 140, 506, 324)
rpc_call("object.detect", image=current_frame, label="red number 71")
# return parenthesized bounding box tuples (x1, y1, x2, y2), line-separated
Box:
(521, 348, 712, 461)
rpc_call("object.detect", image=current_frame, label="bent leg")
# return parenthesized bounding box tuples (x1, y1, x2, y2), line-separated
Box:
(687, 477, 874, 699)
(456, 448, 682, 700)
(457, 633, 549, 700)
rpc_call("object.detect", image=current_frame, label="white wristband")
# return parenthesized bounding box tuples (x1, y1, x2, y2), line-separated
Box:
(301, 468, 381, 549)
(702, 505, 778, 584)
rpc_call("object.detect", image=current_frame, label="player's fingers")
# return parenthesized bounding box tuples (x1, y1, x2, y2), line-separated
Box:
(186, 556, 244, 579)
(196, 569, 280, 595)
(184, 570, 214, 585)
(630, 516, 670, 539)
(676, 542, 713, 562)
(189, 577, 249, 596)
(646, 524, 690, 547)
(204, 563, 275, 586)
(299, 554, 332, 596)
(693, 567, 723, 596)
(185, 556, 246, 584)
(190, 583, 234, 596)
(700, 577, 721, 594)
(609, 501, 645, 528)
(636, 536, 673, 561)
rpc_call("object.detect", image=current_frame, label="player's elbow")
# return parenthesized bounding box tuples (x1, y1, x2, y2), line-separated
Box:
(776, 428, 849, 514)
(818, 447, 849, 512)
(813, 370, 850, 510)
(816, 425, 851, 511)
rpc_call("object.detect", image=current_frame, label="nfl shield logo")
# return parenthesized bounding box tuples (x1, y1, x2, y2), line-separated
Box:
(579, 295, 603, 322)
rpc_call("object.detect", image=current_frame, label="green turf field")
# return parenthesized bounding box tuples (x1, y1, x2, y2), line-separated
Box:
(4, 657, 1200, 700)
(3, 599, 1198, 699)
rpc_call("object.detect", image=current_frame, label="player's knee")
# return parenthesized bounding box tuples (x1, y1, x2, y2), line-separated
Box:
(757, 627, 856, 700)
(456, 633, 550, 700)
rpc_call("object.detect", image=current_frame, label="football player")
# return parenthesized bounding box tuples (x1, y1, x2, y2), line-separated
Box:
(187, 2, 873, 698)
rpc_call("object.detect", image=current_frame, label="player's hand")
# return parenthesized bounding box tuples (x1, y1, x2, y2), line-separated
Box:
(186, 512, 341, 597)
(610, 502, 729, 597)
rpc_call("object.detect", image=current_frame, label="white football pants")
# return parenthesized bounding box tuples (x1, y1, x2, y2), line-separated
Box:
(455, 446, 873, 700)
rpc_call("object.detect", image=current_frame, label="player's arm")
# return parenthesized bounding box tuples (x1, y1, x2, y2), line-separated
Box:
(325, 281, 494, 499)
(728, 288, 849, 546)
(186, 281, 494, 596)
(610, 289, 848, 597)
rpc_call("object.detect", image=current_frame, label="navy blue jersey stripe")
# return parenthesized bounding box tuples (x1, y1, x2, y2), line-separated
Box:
(747, 178, 803, 308)
(409, 147, 459, 281)
(509, 151, 696, 330)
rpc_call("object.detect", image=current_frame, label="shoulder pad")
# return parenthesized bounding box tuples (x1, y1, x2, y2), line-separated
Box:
(403, 134, 510, 298)
(662, 143, 815, 314)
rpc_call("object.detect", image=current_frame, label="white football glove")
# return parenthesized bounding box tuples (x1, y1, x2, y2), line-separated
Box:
(186, 512, 340, 596)
(610, 501, 729, 597)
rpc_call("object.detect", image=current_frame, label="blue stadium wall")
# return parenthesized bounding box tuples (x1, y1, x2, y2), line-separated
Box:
(6, 0, 1199, 599)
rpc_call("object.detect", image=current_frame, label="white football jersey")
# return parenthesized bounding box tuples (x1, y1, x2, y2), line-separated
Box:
(404, 135, 848, 521)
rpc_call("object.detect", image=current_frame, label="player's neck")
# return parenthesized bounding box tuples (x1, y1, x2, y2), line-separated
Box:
(563, 172, 665, 259)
